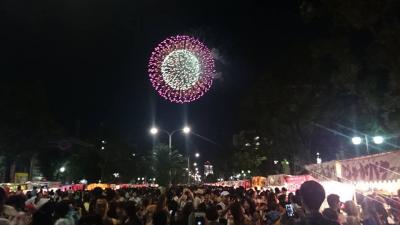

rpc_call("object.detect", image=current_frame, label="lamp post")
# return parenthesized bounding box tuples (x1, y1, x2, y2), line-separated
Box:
(187, 152, 200, 185)
(352, 135, 384, 154)
(150, 126, 190, 185)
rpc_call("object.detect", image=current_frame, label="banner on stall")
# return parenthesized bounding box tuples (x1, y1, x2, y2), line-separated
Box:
(306, 151, 400, 182)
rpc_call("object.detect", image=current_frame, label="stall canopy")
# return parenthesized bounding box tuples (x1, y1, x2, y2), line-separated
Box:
(305, 151, 400, 182)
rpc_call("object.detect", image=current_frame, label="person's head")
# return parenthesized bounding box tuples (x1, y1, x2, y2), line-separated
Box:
(124, 201, 139, 220)
(6, 194, 25, 211)
(182, 201, 194, 217)
(281, 187, 287, 194)
(274, 188, 280, 194)
(343, 201, 358, 217)
(221, 194, 230, 204)
(92, 187, 103, 199)
(206, 205, 219, 222)
(156, 194, 167, 212)
(95, 197, 109, 217)
(230, 202, 245, 225)
(278, 194, 286, 207)
(55, 200, 70, 219)
(115, 202, 127, 218)
(299, 181, 325, 212)
(327, 194, 340, 210)
(241, 197, 256, 215)
(322, 208, 339, 221)
(288, 193, 295, 203)
(17, 185, 21, 191)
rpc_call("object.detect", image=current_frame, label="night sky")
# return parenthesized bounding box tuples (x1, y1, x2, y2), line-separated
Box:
(2, 1, 310, 160)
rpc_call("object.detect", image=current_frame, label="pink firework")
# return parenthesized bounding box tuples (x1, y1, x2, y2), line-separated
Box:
(148, 35, 215, 103)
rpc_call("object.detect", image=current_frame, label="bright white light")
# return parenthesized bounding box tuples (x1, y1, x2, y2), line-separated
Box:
(59, 167, 66, 173)
(274, 160, 278, 165)
(137, 177, 140, 180)
(255, 142, 260, 146)
(141, 177, 145, 180)
(80, 179, 88, 184)
(193, 162, 197, 166)
(150, 127, 158, 135)
(245, 143, 251, 147)
(352, 137, 362, 145)
(195, 167, 198, 171)
(132, 153, 136, 157)
(373, 136, 384, 144)
(101, 146, 105, 150)
(183, 126, 191, 134)
(254, 136, 260, 140)
(195, 153, 200, 158)
(161, 49, 201, 90)
(113, 173, 120, 178)
(247, 170, 251, 174)
(101, 140, 106, 144)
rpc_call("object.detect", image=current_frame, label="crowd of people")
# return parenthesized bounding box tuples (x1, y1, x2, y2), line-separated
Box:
(0, 181, 399, 225)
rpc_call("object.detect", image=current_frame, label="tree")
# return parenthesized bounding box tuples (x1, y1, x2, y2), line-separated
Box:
(152, 144, 185, 187)
(239, 0, 400, 170)
(231, 131, 266, 175)
(0, 81, 64, 182)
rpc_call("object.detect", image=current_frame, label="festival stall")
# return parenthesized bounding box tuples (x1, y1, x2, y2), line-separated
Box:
(251, 176, 267, 189)
(265, 174, 315, 193)
(205, 180, 251, 189)
(60, 184, 85, 192)
(0, 183, 28, 193)
(86, 183, 110, 190)
(305, 151, 400, 195)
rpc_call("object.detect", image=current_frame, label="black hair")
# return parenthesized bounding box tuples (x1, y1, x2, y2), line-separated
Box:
(206, 205, 219, 221)
(300, 181, 325, 211)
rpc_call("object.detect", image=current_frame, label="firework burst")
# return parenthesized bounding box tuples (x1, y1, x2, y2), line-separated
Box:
(148, 35, 215, 103)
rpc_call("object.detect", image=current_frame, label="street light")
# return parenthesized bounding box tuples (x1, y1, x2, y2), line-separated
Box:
(193, 162, 197, 166)
(150, 127, 158, 135)
(150, 126, 191, 185)
(195, 153, 200, 158)
(373, 136, 384, 144)
(183, 126, 191, 134)
(352, 137, 362, 145)
(59, 167, 66, 173)
(352, 135, 384, 154)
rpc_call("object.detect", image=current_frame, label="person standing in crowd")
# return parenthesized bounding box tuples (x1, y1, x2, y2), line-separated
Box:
(326, 194, 346, 224)
(0, 187, 10, 225)
(295, 181, 339, 225)
(153, 194, 169, 225)
(229, 202, 247, 225)
(206, 205, 222, 225)
(94, 197, 116, 225)
(343, 200, 361, 225)
(54, 200, 75, 225)
(361, 198, 381, 225)
(241, 197, 260, 225)
(124, 201, 142, 225)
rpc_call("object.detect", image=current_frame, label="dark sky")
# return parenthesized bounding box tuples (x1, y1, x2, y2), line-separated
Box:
(2, 0, 309, 161)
